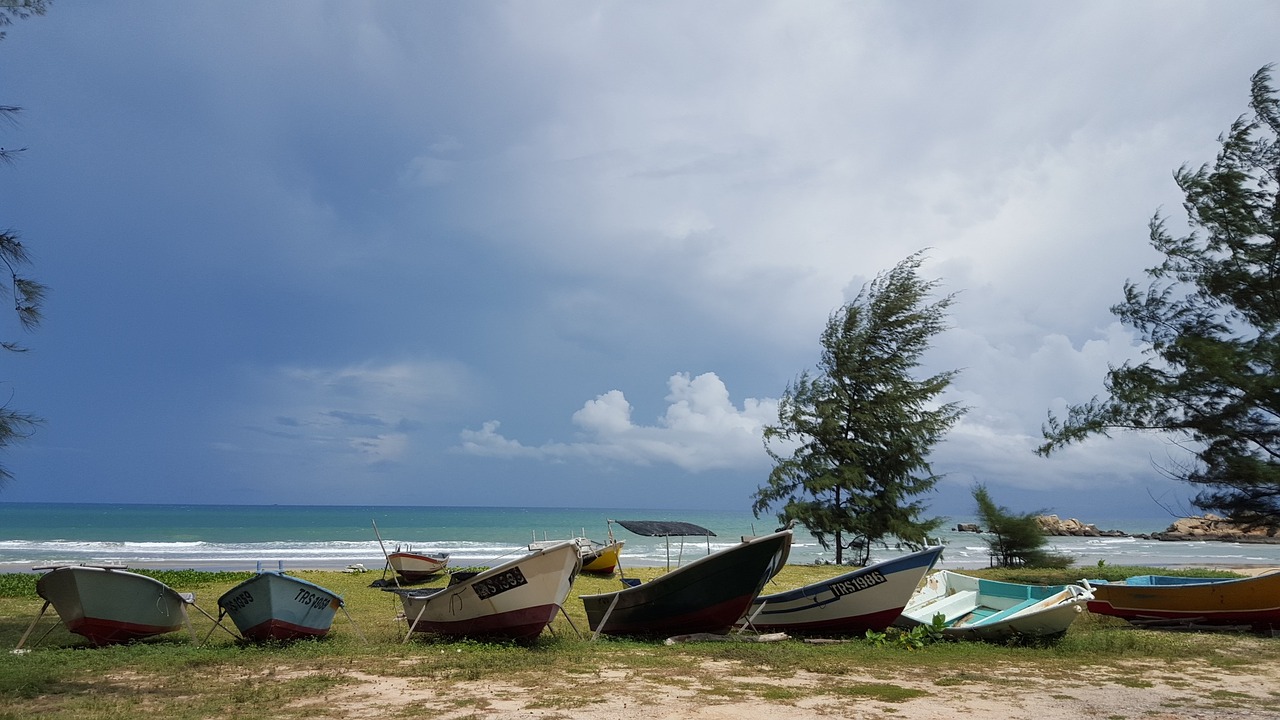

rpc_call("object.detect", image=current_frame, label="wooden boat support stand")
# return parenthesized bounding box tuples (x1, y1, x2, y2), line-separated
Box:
(15, 565, 221, 651)
(13, 564, 365, 652)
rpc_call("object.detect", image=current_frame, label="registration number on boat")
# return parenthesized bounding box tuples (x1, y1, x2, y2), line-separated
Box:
(472, 567, 528, 600)
(222, 590, 254, 611)
(294, 588, 335, 610)
(828, 570, 887, 597)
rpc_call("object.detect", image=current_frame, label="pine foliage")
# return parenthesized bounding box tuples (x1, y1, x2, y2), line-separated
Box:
(971, 485, 1071, 569)
(1039, 65, 1280, 528)
(753, 252, 965, 565)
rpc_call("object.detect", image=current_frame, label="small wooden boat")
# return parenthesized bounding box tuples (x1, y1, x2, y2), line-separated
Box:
(895, 570, 1091, 641)
(217, 571, 343, 641)
(27, 565, 193, 646)
(580, 525, 793, 638)
(579, 538, 624, 573)
(529, 537, 625, 574)
(1083, 571, 1280, 629)
(387, 546, 451, 582)
(387, 540, 580, 643)
(745, 545, 944, 634)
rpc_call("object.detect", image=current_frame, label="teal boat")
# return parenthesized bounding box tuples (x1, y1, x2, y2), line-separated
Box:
(895, 570, 1091, 640)
(217, 571, 344, 642)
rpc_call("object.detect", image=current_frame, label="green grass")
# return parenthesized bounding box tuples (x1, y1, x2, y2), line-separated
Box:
(0, 565, 1275, 718)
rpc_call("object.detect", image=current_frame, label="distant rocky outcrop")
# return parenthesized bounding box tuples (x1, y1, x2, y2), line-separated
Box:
(1034, 515, 1129, 538)
(1150, 514, 1280, 544)
(955, 523, 982, 533)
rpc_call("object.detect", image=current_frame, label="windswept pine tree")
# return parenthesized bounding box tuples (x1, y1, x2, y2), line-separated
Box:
(753, 252, 965, 565)
(0, 1, 50, 489)
(971, 484, 1071, 569)
(1039, 65, 1280, 528)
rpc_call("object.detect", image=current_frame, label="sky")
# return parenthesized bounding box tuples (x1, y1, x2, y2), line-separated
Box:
(0, 1, 1276, 521)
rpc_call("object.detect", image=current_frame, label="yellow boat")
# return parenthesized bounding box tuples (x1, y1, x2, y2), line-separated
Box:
(580, 539, 624, 573)
(528, 537, 625, 574)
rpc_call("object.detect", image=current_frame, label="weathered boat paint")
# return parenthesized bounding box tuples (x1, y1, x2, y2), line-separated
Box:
(747, 545, 944, 634)
(580, 530, 792, 637)
(218, 571, 343, 641)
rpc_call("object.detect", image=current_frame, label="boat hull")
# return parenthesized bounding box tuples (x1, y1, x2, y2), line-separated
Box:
(1085, 572, 1280, 627)
(36, 566, 190, 646)
(581, 541, 624, 574)
(580, 530, 792, 637)
(388, 551, 450, 582)
(391, 541, 580, 643)
(218, 571, 343, 642)
(747, 546, 944, 634)
(896, 570, 1090, 641)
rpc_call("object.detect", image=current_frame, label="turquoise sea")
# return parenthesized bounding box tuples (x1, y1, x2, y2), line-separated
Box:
(3, 503, 1280, 571)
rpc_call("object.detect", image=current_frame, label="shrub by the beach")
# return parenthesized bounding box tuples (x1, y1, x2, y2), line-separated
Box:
(972, 484, 1073, 569)
(0, 573, 36, 598)
(131, 568, 253, 589)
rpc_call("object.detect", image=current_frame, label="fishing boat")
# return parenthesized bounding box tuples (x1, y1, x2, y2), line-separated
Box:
(25, 565, 194, 647)
(1082, 571, 1280, 629)
(529, 536, 625, 574)
(387, 546, 451, 582)
(216, 571, 344, 641)
(895, 570, 1091, 641)
(580, 523, 792, 638)
(745, 545, 944, 634)
(386, 540, 580, 643)
(579, 538, 625, 573)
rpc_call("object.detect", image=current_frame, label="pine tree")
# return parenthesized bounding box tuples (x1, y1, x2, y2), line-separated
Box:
(0, 2, 50, 488)
(753, 252, 965, 565)
(971, 485, 1071, 569)
(1039, 65, 1280, 528)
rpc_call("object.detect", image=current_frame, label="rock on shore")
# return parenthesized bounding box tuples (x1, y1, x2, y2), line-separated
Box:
(958, 513, 1280, 543)
(1149, 514, 1280, 543)
(1033, 515, 1129, 537)
(955, 516, 1129, 537)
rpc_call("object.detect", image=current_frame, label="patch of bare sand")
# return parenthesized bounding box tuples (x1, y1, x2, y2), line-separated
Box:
(281, 657, 1280, 720)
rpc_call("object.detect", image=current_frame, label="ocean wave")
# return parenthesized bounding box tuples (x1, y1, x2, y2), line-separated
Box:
(5, 533, 1280, 571)
(1085, 537, 1138, 545)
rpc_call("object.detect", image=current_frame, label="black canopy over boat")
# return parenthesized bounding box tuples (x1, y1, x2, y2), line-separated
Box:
(611, 520, 715, 537)
(609, 519, 716, 571)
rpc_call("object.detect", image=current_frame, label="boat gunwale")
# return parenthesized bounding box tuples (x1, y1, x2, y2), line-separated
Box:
(387, 540, 579, 600)
(753, 545, 944, 605)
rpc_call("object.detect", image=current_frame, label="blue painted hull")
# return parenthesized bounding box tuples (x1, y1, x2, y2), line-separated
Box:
(218, 571, 342, 641)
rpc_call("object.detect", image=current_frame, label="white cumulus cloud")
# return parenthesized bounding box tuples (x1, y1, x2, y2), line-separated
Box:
(460, 372, 777, 472)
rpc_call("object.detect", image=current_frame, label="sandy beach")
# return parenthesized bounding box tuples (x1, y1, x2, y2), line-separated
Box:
(20, 641, 1280, 720)
(204, 649, 1280, 719)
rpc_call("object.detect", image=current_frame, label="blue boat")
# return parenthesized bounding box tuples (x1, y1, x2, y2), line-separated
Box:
(217, 571, 343, 641)
(746, 546, 944, 634)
